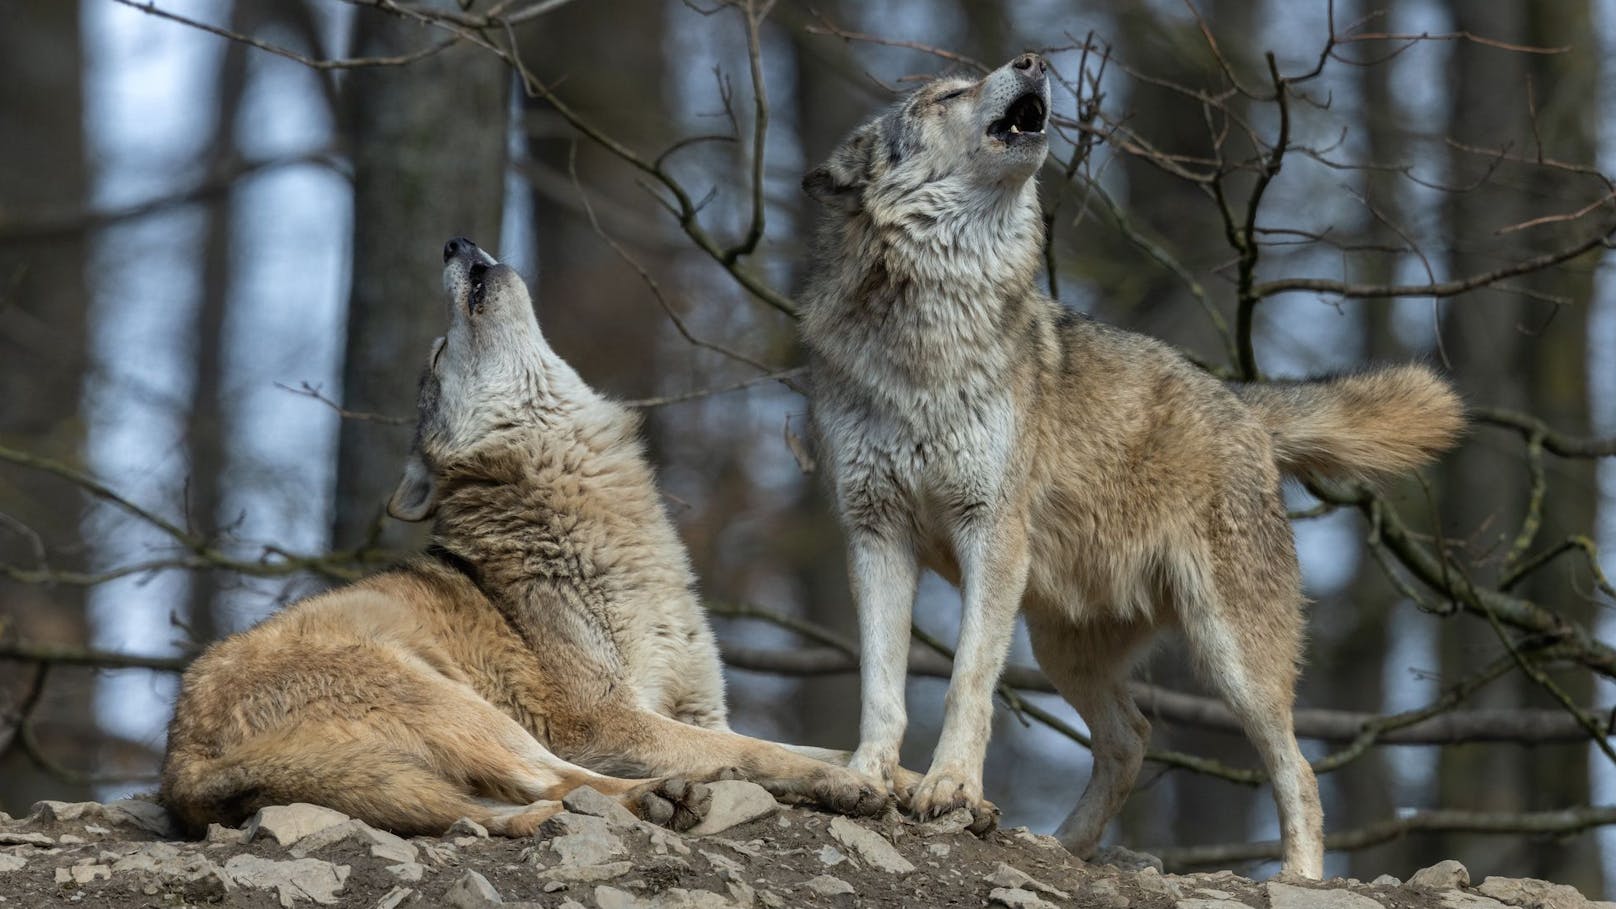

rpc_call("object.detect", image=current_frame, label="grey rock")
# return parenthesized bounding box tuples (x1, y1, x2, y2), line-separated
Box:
(802, 874, 855, 897)
(926, 842, 951, 858)
(366, 830, 419, 865)
(914, 807, 976, 837)
(59, 863, 111, 885)
(543, 880, 568, 893)
(1410, 860, 1472, 891)
(686, 781, 777, 836)
(563, 786, 641, 827)
(1178, 901, 1243, 909)
(827, 816, 913, 874)
(727, 879, 756, 907)
(985, 861, 1070, 900)
(243, 803, 353, 848)
(1268, 883, 1384, 909)
(104, 798, 178, 836)
(289, 818, 416, 864)
(595, 885, 648, 909)
(1136, 868, 1185, 899)
(0, 831, 53, 847)
(1476, 877, 1590, 909)
(222, 853, 350, 906)
(1088, 878, 1132, 909)
(540, 812, 626, 866)
(446, 817, 489, 838)
(0, 854, 26, 873)
(1371, 875, 1402, 887)
(109, 842, 230, 888)
(990, 887, 1060, 909)
(700, 850, 745, 879)
(377, 886, 414, 909)
(1093, 844, 1165, 872)
(206, 822, 246, 844)
(1439, 893, 1510, 909)
(1007, 827, 1066, 851)
(680, 890, 744, 908)
(541, 861, 634, 882)
(106, 841, 178, 873)
(816, 845, 848, 867)
(388, 861, 426, 882)
(649, 827, 692, 856)
(27, 799, 176, 837)
(445, 869, 503, 908)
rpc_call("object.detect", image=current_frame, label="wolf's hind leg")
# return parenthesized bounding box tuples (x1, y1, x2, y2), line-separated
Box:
(411, 673, 713, 832)
(1026, 610, 1153, 859)
(1176, 567, 1323, 879)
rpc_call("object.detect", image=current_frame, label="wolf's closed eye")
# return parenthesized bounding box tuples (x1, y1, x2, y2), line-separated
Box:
(936, 88, 967, 103)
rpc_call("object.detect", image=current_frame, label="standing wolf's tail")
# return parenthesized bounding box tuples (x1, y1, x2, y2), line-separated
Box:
(1237, 364, 1465, 482)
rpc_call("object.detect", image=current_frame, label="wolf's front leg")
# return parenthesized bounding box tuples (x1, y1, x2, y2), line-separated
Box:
(844, 529, 921, 792)
(909, 518, 1029, 832)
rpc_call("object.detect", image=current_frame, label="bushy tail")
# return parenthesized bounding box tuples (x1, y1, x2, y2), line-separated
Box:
(1237, 364, 1464, 482)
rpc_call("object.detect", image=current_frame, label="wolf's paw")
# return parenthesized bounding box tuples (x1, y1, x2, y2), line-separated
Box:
(906, 767, 998, 835)
(631, 778, 712, 832)
(757, 770, 891, 818)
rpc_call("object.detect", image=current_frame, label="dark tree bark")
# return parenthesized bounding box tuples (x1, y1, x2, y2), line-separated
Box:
(0, 0, 94, 811)
(1425, 1, 1602, 890)
(330, 4, 511, 549)
(181, 0, 255, 648)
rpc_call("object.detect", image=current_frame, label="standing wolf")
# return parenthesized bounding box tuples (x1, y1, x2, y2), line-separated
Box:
(162, 238, 888, 837)
(798, 54, 1463, 877)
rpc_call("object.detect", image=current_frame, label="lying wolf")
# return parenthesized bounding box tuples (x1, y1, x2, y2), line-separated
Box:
(798, 54, 1463, 877)
(162, 238, 888, 837)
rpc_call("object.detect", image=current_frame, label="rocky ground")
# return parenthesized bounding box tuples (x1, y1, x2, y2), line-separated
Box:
(0, 785, 1607, 909)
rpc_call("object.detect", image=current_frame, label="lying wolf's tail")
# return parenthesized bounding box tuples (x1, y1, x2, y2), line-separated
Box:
(1237, 364, 1464, 482)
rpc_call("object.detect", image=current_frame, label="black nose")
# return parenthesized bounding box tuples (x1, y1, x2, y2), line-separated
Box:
(1012, 53, 1047, 76)
(443, 237, 476, 262)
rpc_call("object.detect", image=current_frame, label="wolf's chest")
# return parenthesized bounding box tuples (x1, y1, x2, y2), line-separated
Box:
(817, 376, 1019, 510)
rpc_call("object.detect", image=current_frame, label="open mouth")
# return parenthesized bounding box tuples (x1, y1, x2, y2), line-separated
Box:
(987, 92, 1047, 143)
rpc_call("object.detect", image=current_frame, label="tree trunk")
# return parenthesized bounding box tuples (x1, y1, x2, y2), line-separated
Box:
(0, 0, 94, 811)
(330, 5, 511, 549)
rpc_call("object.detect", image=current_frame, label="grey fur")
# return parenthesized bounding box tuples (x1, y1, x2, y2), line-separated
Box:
(798, 54, 1463, 879)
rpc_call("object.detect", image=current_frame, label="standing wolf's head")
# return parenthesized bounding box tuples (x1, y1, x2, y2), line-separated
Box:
(803, 53, 1050, 216)
(388, 237, 598, 522)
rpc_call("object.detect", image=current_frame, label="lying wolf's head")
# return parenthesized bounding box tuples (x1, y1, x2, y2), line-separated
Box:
(803, 53, 1049, 215)
(388, 237, 590, 522)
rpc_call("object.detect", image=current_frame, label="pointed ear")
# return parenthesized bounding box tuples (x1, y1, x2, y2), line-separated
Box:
(803, 122, 879, 212)
(387, 452, 438, 523)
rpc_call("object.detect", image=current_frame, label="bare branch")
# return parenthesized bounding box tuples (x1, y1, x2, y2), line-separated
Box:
(1156, 805, 1616, 869)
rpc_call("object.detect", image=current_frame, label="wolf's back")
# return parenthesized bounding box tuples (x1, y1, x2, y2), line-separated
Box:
(1237, 364, 1464, 482)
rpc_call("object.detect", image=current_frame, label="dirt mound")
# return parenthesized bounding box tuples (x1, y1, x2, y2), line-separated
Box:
(0, 793, 1605, 908)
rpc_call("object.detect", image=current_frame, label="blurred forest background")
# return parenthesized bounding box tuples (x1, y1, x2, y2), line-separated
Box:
(3, 0, 1616, 893)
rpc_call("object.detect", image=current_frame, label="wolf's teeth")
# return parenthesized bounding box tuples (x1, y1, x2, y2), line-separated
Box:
(1010, 124, 1020, 134)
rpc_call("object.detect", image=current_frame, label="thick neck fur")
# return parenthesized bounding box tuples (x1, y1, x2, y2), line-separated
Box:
(801, 179, 1048, 388)
(426, 401, 696, 665)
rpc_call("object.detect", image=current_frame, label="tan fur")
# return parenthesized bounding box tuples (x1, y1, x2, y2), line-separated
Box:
(1239, 365, 1465, 482)
(161, 239, 889, 838)
(799, 58, 1465, 877)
